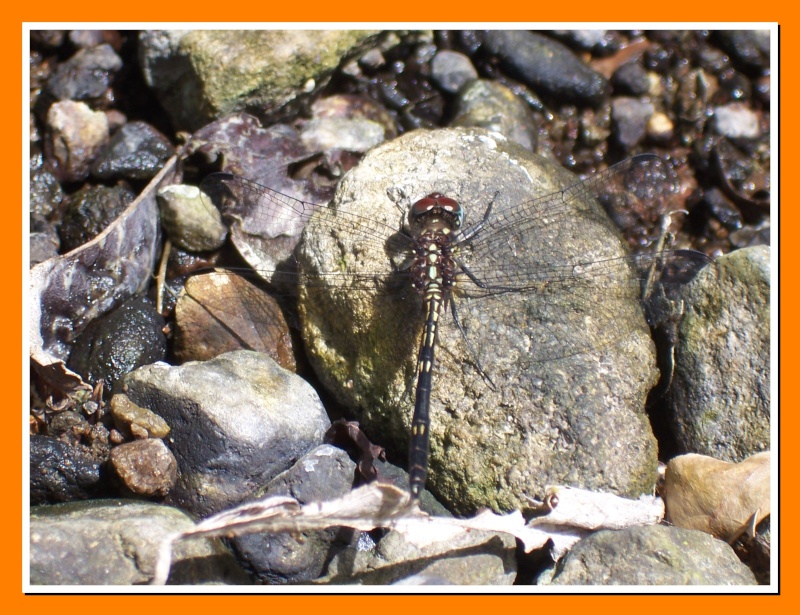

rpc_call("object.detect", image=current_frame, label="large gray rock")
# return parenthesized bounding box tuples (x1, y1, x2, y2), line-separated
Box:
(139, 30, 378, 130)
(544, 524, 757, 585)
(30, 499, 249, 585)
(296, 127, 660, 513)
(123, 350, 330, 517)
(669, 245, 771, 461)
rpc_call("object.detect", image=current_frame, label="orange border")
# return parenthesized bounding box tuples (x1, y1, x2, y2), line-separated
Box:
(9, 4, 788, 613)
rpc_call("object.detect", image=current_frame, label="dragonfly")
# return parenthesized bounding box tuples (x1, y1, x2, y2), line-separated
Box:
(198, 152, 710, 500)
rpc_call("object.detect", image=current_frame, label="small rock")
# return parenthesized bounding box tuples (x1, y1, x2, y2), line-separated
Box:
(451, 79, 537, 151)
(157, 184, 227, 252)
(646, 111, 674, 142)
(43, 44, 123, 105)
(483, 31, 609, 106)
(92, 121, 174, 181)
(58, 183, 136, 252)
(123, 350, 331, 517)
(612, 62, 651, 96)
(30, 217, 60, 266)
(109, 439, 178, 497)
(611, 97, 655, 148)
(712, 103, 761, 139)
(44, 100, 109, 183)
(544, 524, 757, 585)
(30, 166, 66, 218)
(110, 393, 171, 439)
(67, 295, 167, 398)
(29, 500, 249, 584)
(430, 50, 479, 94)
(669, 246, 770, 461)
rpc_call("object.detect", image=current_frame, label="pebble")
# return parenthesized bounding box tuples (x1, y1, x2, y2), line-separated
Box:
(110, 393, 171, 439)
(157, 184, 227, 252)
(611, 61, 651, 96)
(712, 102, 761, 139)
(714, 30, 770, 75)
(109, 438, 178, 497)
(430, 50, 479, 94)
(29, 215, 60, 266)
(44, 100, 109, 183)
(645, 111, 674, 142)
(482, 31, 609, 105)
(43, 43, 122, 105)
(122, 350, 331, 517)
(29, 165, 66, 219)
(92, 120, 174, 180)
(611, 97, 655, 148)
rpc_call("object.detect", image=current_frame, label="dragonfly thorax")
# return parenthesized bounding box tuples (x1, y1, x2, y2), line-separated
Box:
(408, 193, 464, 237)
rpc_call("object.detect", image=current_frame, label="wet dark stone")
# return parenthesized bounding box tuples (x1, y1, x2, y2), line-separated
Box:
(30, 219, 60, 266)
(482, 31, 609, 106)
(30, 166, 66, 218)
(31, 30, 66, 50)
(92, 121, 174, 181)
(713, 30, 770, 75)
(717, 68, 752, 103)
(44, 44, 123, 105)
(551, 30, 622, 56)
(703, 186, 744, 231)
(612, 62, 651, 96)
(67, 295, 167, 398)
(30, 435, 105, 504)
(58, 183, 135, 252)
(229, 445, 356, 583)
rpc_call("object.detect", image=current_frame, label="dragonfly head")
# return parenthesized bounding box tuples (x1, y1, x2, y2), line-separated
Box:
(408, 193, 464, 236)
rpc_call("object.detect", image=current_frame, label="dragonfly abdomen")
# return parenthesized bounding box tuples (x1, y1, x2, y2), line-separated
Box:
(408, 231, 458, 498)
